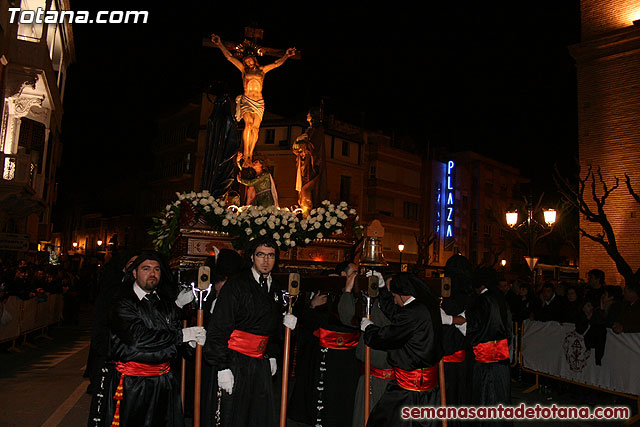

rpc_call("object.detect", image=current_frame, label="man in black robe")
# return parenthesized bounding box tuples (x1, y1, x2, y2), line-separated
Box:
(86, 250, 138, 396)
(204, 236, 297, 427)
(337, 268, 393, 427)
(89, 251, 205, 427)
(201, 248, 245, 427)
(463, 267, 512, 426)
(361, 273, 443, 427)
(440, 254, 474, 423)
(288, 261, 360, 427)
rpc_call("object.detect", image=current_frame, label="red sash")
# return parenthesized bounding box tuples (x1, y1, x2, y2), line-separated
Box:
(228, 329, 269, 358)
(111, 361, 170, 426)
(313, 328, 359, 350)
(370, 366, 396, 380)
(393, 366, 438, 391)
(473, 338, 509, 363)
(443, 349, 466, 363)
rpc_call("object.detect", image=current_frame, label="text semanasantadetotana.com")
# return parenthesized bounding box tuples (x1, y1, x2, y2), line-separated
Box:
(401, 404, 630, 420)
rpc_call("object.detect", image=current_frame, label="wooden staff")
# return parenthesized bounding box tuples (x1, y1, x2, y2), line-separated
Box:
(194, 266, 212, 427)
(181, 318, 187, 412)
(363, 275, 379, 425)
(279, 273, 300, 427)
(439, 359, 447, 427)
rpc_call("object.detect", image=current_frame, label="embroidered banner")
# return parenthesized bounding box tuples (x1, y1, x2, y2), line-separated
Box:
(522, 320, 640, 396)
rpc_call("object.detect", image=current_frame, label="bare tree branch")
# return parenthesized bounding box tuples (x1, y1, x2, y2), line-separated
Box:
(554, 162, 635, 285)
(625, 173, 640, 204)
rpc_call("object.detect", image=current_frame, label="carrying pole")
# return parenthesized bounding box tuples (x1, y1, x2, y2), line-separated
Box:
(364, 275, 379, 426)
(279, 273, 300, 427)
(439, 359, 448, 427)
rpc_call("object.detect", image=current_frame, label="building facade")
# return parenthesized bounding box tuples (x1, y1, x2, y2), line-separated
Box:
(147, 97, 531, 272)
(570, 0, 640, 285)
(0, 0, 74, 261)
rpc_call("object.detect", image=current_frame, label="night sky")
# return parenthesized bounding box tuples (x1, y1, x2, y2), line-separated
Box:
(57, 2, 581, 217)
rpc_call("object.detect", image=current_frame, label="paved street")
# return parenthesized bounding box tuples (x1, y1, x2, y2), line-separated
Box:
(0, 305, 92, 427)
(0, 304, 635, 426)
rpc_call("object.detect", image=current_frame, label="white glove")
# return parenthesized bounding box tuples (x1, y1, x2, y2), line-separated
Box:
(366, 270, 385, 288)
(361, 317, 374, 331)
(283, 313, 297, 330)
(269, 358, 277, 376)
(175, 289, 195, 308)
(440, 308, 453, 325)
(217, 369, 234, 394)
(182, 326, 206, 344)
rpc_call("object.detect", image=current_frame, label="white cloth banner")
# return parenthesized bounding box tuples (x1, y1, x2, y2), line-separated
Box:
(522, 320, 640, 396)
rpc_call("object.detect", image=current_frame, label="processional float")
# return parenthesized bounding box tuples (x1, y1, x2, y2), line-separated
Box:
(153, 24, 447, 427)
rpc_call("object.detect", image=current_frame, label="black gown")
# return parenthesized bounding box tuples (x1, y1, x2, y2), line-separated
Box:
(337, 291, 393, 427)
(90, 286, 185, 427)
(466, 288, 512, 426)
(364, 287, 443, 427)
(203, 269, 283, 427)
(441, 293, 473, 413)
(288, 292, 360, 427)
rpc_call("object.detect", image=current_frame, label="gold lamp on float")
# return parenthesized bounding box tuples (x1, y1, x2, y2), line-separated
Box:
(359, 220, 388, 269)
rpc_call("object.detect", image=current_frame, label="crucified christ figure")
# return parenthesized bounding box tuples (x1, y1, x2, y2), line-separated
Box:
(210, 33, 296, 166)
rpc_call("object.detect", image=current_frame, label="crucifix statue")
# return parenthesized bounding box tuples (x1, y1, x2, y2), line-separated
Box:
(209, 27, 298, 167)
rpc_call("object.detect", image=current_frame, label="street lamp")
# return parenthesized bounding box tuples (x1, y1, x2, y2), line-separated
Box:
(543, 209, 557, 226)
(72, 242, 78, 249)
(501, 259, 507, 267)
(505, 198, 558, 283)
(97, 239, 103, 247)
(398, 241, 405, 270)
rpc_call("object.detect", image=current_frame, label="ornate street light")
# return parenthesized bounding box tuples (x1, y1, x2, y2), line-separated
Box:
(505, 211, 519, 227)
(504, 196, 559, 282)
(398, 241, 405, 270)
(543, 209, 557, 226)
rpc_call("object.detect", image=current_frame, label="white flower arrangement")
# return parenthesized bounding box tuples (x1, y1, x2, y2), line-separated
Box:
(149, 193, 362, 254)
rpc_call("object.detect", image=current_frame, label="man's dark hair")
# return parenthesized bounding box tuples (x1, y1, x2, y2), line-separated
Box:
(604, 284, 623, 300)
(473, 267, 498, 290)
(588, 269, 605, 284)
(334, 260, 354, 275)
(128, 250, 175, 297)
(244, 236, 280, 264)
(213, 249, 244, 283)
(542, 282, 555, 291)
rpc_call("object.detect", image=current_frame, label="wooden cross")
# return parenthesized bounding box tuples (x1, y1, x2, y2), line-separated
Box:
(202, 26, 301, 59)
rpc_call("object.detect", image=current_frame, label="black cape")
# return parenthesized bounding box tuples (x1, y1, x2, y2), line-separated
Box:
(89, 285, 185, 427)
(466, 288, 512, 427)
(288, 292, 360, 427)
(364, 286, 443, 427)
(203, 269, 284, 427)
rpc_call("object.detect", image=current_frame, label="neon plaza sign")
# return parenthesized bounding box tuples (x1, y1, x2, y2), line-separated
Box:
(445, 160, 455, 246)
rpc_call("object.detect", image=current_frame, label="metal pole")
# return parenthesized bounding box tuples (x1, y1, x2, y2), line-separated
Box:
(279, 297, 294, 427)
(180, 319, 187, 413)
(439, 360, 448, 427)
(364, 294, 372, 426)
(194, 295, 204, 427)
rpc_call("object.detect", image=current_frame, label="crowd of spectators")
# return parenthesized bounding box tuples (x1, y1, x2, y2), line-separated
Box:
(500, 268, 640, 335)
(0, 257, 96, 326)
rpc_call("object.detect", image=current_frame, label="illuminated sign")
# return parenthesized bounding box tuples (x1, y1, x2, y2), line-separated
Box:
(445, 160, 455, 248)
(433, 182, 441, 262)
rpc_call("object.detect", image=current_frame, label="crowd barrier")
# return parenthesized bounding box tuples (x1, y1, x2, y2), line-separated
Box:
(0, 294, 64, 344)
(520, 319, 640, 424)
